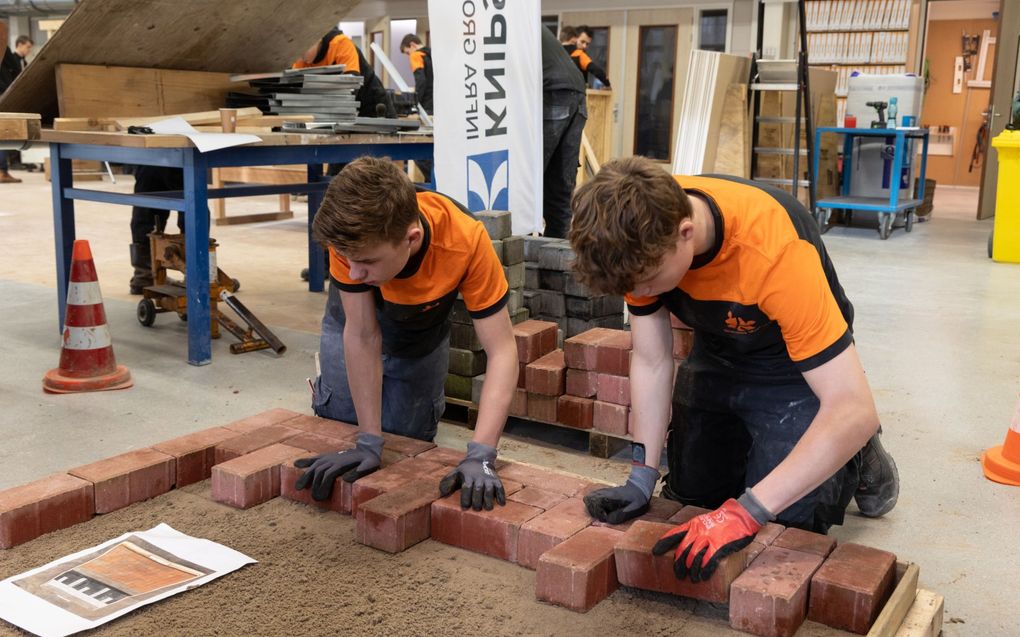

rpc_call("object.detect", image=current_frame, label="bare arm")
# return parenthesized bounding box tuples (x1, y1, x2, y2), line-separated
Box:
(469, 307, 518, 447)
(629, 306, 677, 467)
(339, 290, 383, 435)
(751, 344, 879, 515)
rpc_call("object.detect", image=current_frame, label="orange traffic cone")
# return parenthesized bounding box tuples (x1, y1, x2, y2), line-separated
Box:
(43, 240, 133, 394)
(982, 393, 1020, 486)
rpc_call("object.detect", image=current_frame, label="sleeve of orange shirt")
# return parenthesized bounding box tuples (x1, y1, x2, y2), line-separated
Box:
(459, 224, 509, 318)
(625, 292, 663, 316)
(409, 50, 426, 72)
(758, 240, 852, 371)
(571, 49, 592, 71)
(328, 36, 361, 74)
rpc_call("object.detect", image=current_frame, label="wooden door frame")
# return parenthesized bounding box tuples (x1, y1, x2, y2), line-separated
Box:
(978, 0, 1020, 219)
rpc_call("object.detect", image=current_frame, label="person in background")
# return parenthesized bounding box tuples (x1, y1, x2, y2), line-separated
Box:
(294, 27, 394, 120)
(541, 26, 587, 238)
(569, 25, 611, 89)
(13, 35, 32, 70)
(399, 33, 433, 182)
(0, 23, 24, 183)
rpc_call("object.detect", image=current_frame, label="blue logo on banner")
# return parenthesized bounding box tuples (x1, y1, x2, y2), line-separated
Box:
(466, 149, 509, 211)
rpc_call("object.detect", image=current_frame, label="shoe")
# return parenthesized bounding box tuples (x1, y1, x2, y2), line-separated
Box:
(0, 171, 22, 184)
(854, 431, 899, 517)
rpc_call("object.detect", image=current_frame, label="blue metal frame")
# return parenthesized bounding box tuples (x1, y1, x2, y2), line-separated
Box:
(50, 138, 433, 365)
(812, 126, 930, 214)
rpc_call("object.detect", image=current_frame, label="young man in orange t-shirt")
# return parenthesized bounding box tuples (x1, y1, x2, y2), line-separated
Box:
(569, 156, 898, 583)
(294, 157, 518, 511)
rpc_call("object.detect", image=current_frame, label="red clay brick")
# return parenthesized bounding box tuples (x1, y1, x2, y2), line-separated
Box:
(355, 477, 445, 553)
(557, 395, 594, 429)
(596, 374, 631, 406)
(594, 330, 632, 376)
(212, 443, 305, 509)
(513, 319, 559, 363)
(69, 449, 175, 514)
(592, 400, 629, 436)
(430, 494, 543, 561)
(563, 328, 616, 370)
(222, 408, 302, 433)
(668, 505, 711, 524)
(509, 387, 529, 417)
(281, 449, 406, 513)
(284, 414, 360, 440)
(415, 446, 465, 466)
(286, 432, 355, 456)
(672, 328, 694, 359)
(756, 522, 786, 546)
(730, 546, 826, 637)
(526, 349, 566, 396)
(773, 527, 836, 558)
(614, 519, 747, 603)
(527, 393, 558, 423)
(595, 496, 683, 532)
(517, 498, 593, 569)
(350, 457, 448, 515)
(518, 362, 527, 389)
(380, 432, 437, 457)
(509, 487, 569, 511)
(565, 369, 599, 398)
(0, 474, 94, 549)
(745, 541, 767, 567)
(214, 424, 302, 464)
(808, 542, 897, 634)
(536, 526, 623, 612)
(498, 462, 591, 496)
(153, 426, 239, 487)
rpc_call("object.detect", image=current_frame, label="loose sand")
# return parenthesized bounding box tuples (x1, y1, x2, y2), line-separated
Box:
(0, 482, 847, 637)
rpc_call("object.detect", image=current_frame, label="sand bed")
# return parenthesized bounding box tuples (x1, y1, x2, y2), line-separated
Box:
(0, 482, 847, 636)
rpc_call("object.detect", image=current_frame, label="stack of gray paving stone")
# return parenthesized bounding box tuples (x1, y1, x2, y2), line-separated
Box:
(525, 237, 625, 338)
(445, 210, 531, 402)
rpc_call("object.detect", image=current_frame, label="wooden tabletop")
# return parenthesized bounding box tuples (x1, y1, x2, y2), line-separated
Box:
(40, 129, 433, 148)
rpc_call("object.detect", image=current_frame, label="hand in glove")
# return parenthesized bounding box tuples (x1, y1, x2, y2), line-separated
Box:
(651, 489, 774, 582)
(438, 442, 506, 511)
(583, 463, 659, 524)
(293, 431, 384, 501)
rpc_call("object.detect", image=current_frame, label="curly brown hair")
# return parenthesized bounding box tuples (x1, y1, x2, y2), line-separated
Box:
(568, 156, 692, 295)
(312, 156, 419, 254)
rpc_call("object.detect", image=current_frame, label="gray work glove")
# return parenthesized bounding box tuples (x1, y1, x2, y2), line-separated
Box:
(438, 442, 506, 511)
(583, 464, 660, 525)
(294, 431, 384, 501)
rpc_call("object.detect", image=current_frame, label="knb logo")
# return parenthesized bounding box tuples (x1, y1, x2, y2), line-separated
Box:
(466, 149, 509, 211)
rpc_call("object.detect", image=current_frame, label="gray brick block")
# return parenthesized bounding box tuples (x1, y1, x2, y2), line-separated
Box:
(523, 290, 542, 316)
(491, 239, 504, 263)
(503, 262, 525, 289)
(564, 275, 594, 298)
(449, 347, 487, 377)
(537, 314, 568, 335)
(450, 322, 484, 351)
(524, 235, 563, 262)
(510, 307, 530, 324)
(450, 299, 473, 325)
(525, 262, 540, 289)
(507, 287, 524, 314)
(539, 290, 566, 318)
(502, 236, 525, 265)
(565, 295, 625, 320)
(476, 210, 512, 240)
(538, 243, 575, 272)
(471, 373, 486, 405)
(445, 374, 474, 401)
(566, 315, 625, 338)
(538, 269, 567, 292)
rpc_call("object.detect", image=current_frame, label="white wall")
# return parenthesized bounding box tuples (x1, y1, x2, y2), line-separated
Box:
(927, 1, 999, 21)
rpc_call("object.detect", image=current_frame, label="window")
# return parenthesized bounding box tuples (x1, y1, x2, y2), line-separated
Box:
(584, 26, 610, 89)
(699, 9, 728, 52)
(634, 25, 677, 161)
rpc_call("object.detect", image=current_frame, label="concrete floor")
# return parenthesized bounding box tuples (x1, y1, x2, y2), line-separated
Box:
(1, 172, 1016, 635)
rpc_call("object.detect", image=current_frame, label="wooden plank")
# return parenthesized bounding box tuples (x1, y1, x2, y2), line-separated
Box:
(115, 106, 263, 128)
(894, 589, 944, 637)
(40, 129, 433, 148)
(713, 84, 750, 178)
(0, 0, 359, 121)
(0, 113, 42, 141)
(868, 561, 920, 637)
(583, 89, 613, 166)
(214, 209, 293, 226)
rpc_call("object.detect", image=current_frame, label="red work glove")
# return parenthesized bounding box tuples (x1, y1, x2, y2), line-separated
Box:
(651, 497, 762, 583)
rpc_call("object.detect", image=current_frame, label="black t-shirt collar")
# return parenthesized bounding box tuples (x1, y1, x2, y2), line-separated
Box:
(686, 189, 724, 270)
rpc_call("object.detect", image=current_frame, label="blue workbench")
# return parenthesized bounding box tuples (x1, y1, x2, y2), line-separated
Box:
(43, 129, 433, 365)
(812, 126, 930, 239)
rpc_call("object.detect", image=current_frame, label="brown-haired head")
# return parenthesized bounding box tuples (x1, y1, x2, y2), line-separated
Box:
(568, 156, 692, 295)
(400, 33, 423, 53)
(312, 156, 419, 254)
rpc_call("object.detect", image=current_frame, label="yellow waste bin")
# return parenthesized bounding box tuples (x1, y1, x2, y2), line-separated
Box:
(991, 130, 1020, 263)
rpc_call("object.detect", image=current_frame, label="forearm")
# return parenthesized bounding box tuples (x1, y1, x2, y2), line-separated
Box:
(472, 341, 517, 447)
(630, 350, 674, 468)
(753, 399, 879, 515)
(343, 326, 384, 436)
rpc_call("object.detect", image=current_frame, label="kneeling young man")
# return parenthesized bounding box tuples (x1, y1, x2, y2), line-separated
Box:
(296, 157, 518, 510)
(570, 157, 898, 582)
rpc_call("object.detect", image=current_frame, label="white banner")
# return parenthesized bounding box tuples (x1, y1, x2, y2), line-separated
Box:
(429, 0, 543, 235)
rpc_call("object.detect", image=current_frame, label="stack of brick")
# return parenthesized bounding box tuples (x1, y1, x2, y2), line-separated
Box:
(562, 328, 634, 438)
(523, 236, 625, 338)
(446, 210, 529, 403)
(509, 319, 559, 419)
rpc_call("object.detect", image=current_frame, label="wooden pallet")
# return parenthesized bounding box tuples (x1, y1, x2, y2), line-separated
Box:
(869, 561, 944, 637)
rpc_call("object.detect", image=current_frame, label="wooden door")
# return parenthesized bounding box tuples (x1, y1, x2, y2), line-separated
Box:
(978, 0, 1020, 219)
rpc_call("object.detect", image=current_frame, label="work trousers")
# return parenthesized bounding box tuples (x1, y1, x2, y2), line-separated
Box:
(541, 89, 587, 239)
(662, 360, 862, 533)
(130, 166, 184, 245)
(312, 282, 448, 442)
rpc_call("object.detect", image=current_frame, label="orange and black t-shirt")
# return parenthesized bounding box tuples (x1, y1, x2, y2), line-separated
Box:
(329, 189, 509, 358)
(626, 175, 854, 382)
(293, 33, 361, 72)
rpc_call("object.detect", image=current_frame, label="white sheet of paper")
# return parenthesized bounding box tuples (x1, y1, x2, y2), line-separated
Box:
(0, 523, 256, 637)
(148, 117, 262, 153)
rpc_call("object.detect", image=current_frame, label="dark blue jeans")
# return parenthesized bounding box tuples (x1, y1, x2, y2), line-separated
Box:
(313, 282, 448, 442)
(542, 89, 587, 238)
(663, 361, 861, 533)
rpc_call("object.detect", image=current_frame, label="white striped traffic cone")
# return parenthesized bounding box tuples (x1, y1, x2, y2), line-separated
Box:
(43, 240, 133, 393)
